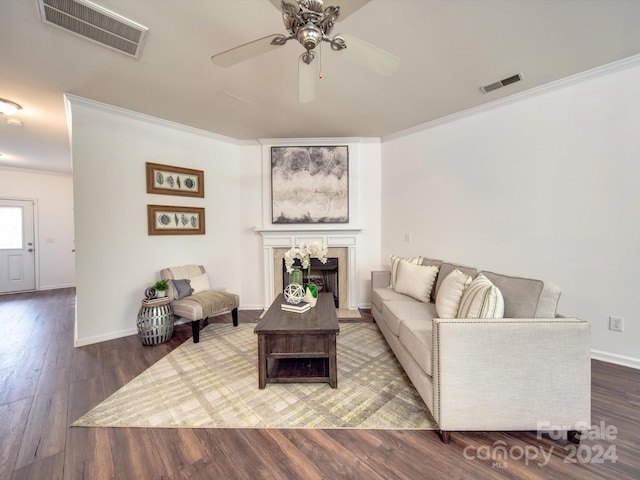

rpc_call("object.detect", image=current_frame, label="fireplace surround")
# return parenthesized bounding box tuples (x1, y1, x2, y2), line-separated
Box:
(256, 228, 361, 311)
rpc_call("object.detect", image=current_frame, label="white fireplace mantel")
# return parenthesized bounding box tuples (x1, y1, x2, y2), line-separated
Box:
(256, 227, 361, 310)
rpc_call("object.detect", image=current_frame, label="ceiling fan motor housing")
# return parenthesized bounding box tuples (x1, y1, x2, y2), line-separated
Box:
(298, 23, 323, 50)
(282, 0, 341, 51)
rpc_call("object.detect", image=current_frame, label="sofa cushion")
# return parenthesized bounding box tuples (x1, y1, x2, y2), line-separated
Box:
(398, 316, 434, 376)
(389, 255, 423, 289)
(371, 287, 416, 313)
(434, 262, 478, 300)
(436, 269, 472, 318)
(382, 300, 436, 336)
(480, 271, 561, 318)
(457, 274, 504, 319)
(420, 257, 443, 268)
(394, 261, 439, 303)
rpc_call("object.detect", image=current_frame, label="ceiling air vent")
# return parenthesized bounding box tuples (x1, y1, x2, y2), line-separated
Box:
(481, 73, 523, 94)
(38, 0, 148, 58)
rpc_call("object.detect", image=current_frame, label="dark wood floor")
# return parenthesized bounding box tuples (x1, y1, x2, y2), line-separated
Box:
(1, 288, 639, 480)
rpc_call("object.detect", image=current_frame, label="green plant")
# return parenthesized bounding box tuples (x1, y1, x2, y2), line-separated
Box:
(152, 280, 169, 291)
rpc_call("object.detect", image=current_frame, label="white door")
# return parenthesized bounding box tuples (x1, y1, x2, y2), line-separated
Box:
(0, 199, 36, 293)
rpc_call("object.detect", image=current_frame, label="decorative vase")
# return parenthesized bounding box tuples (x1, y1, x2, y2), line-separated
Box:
(289, 267, 303, 286)
(304, 283, 318, 307)
(156, 290, 166, 298)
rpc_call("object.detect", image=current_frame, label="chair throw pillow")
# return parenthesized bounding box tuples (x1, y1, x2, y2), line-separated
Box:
(389, 255, 424, 289)
(394, 260, 439, 303)
(436, 268, 472, 318)
(172, 279, 193, 299)
(188, 272, 212, 294)
(457, 273, 505, 319)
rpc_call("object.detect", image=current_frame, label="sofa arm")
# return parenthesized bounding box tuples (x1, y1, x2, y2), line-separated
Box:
(371, 270, 391, 289)
(432, 317, 591, 432)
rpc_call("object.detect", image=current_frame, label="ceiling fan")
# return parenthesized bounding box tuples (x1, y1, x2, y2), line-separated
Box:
(210, 0, 400, 103)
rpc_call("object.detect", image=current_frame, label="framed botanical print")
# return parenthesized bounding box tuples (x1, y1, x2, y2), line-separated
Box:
(147, 205, 205, 235)
(146, 162, 204, 198)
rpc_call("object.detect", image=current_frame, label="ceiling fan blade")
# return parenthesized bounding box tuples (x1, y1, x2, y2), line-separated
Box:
(268, 0, 289, 11)
(334, 33, 400, 76)
(268, 0, 370, 20)
(298, 52, 319, 103)
(211, 34, 285, 67)
(331, 0, 371, 20)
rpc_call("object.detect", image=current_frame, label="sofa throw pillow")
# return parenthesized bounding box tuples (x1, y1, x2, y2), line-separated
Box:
(188, 272, 212, 294)
(389, 255, 424, 289)
(394, 260, 439, 303)
(436, 269, 472, 318)
(457, 273, 505, 319)
(172, 279, 193, 299)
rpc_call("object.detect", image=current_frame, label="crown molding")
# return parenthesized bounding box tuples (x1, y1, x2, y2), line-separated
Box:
(259, 137, 380, 146)
(0, 164, 72, 177)
(383, 53, 640, 142)
(63, 94, 243, 145)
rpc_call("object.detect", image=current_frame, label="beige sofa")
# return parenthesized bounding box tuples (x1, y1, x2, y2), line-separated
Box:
(371, 258, 591, 443)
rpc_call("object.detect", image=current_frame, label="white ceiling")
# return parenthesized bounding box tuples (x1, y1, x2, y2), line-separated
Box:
(1, 0, 640, 174)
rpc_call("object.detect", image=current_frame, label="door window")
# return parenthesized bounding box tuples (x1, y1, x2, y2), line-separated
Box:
(0, 206, 24, 249)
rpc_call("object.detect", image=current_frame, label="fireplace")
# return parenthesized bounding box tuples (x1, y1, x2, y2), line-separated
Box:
(256, 228, 361, 311)
(283, 257, 339, 307)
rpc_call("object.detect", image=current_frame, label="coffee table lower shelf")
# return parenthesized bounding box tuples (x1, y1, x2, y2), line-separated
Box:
(257, 332, 338, 389)
(264, 356, 332, 385)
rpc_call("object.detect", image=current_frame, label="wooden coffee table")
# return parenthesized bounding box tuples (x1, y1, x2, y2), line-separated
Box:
(254, 293, 339, 389)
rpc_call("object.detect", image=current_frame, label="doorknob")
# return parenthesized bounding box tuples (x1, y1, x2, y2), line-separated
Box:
(28, 248, 34, 252)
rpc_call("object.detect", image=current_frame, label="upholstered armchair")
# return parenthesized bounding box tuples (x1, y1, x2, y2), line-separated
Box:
(160, 264, 239, 343)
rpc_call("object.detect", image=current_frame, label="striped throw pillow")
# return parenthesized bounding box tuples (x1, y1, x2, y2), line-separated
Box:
(389, 255, 424, 289)
(457, 274, 504, 319)
(435, 269, 472, 318)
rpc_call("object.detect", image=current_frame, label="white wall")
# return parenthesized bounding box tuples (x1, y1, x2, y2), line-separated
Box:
(68, 96, 382, 346)
(381, 61, 640, 367)
(68, 96, 263, 346)
(0, 167, 75, 290)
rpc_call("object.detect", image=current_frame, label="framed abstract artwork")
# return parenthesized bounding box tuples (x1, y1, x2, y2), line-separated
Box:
(146, 162, 204, 198)
(271, 146, 349, 224)
(147, 205, 205, 235)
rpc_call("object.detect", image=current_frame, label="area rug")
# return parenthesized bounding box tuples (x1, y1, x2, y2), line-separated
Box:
(72, 322, 437, 429)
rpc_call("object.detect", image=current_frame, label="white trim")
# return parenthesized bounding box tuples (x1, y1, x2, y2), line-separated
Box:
(383, 53, 640, 142)
(259, 137, 380, 146)
(39, 283, 76, 290)
(257, 230, 360, 311)
(75, 327, 138, 347)
(0, 165, 73, 177)
(591, 349, 640, 370)
(64, 94, 247, 145)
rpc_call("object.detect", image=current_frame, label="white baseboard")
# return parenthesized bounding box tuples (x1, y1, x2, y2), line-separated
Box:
(591, 349, 640, 370)
(75, 327, 138, 347)
(39, 283, 76, 290)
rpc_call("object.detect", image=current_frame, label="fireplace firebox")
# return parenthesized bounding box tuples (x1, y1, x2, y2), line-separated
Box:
(282, 258, 339, 308)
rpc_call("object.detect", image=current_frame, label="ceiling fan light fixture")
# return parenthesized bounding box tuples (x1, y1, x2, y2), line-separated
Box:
(0, 98, 22, 116)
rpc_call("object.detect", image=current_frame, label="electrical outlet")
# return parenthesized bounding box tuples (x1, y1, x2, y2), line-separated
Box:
(609, 316, 624, 332)
(404, 232, 412, 242)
